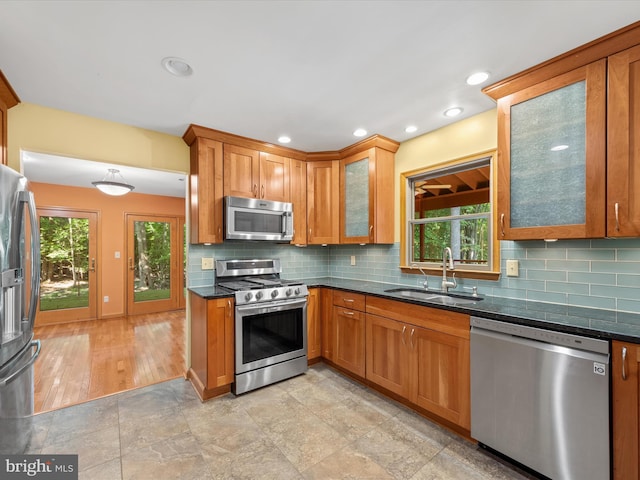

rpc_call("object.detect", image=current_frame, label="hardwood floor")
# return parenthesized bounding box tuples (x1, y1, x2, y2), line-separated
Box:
(33, 310, 186, 413)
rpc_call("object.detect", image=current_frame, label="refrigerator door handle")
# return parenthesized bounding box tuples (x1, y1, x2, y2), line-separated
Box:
(25, 191, 40, 330)
(0, 340, 41, 387)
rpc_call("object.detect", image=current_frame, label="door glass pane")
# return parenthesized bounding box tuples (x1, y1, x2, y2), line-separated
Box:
(345, 158, 369, 237)
(510, 81, 586, 227)
(134, 221, 171, 302)
(39, 216, 89, 311)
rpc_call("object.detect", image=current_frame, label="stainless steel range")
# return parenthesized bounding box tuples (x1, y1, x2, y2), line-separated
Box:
(215, 258, 308, 395)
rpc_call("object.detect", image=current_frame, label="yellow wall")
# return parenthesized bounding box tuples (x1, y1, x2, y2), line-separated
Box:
(393, 109, 497, 241)
(7, 102, 189, 173)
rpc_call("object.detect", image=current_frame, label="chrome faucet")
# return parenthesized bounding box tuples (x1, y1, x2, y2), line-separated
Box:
(442, 247, 457, 292)
(411, 263, 430, 290)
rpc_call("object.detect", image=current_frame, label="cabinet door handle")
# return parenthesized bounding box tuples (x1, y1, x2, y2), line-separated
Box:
(401, 325, 407, 346)
(309, 228, 312, 238)
(369, 225, 373, 238)
(622, 346, 628, 380)
(500, 213, 505, 237)
(253, 184, 258, 197)
(410, 328, 415, 349)
(615, 202, 620, 232)
(261, 185, 265, 198)
(218, 226, 222, 238)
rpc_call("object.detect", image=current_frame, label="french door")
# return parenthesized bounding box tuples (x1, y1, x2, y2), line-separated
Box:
(126, 214, 185, 315)
(36, 208, 98, 325)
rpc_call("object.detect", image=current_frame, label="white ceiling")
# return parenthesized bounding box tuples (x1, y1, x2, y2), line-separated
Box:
(1, 1, 639, 195)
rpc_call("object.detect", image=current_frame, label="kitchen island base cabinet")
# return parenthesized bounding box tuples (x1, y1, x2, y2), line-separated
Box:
(612, 340, 640, 480)
(365, 296, 471, 431)
(188, 293, 234, 401)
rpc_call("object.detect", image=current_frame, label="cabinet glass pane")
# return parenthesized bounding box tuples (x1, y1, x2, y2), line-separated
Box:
(510, 81, 586, 228)
(345, 158, 370, 237)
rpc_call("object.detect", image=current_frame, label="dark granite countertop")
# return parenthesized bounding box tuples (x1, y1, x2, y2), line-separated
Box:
(189, 277, 640, 343)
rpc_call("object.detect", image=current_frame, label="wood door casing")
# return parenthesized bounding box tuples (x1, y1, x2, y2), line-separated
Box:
(36, 208, 98, 325)
(612, 340, 640, 480)
(126, 214, 183, 315)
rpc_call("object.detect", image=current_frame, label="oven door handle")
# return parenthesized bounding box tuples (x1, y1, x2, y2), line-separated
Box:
(236, 298, 308, 313)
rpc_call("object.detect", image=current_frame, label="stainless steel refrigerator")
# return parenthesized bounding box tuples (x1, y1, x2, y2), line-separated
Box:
(0, 164, 41, 454)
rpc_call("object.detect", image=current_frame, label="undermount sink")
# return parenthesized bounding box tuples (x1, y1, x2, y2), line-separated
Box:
(384, 288, 483, 306)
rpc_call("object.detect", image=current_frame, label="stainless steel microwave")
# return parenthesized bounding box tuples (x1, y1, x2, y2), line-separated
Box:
(224, 196, 293, 242)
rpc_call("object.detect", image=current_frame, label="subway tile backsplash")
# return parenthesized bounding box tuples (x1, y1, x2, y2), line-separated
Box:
(187, 238, 640, 314)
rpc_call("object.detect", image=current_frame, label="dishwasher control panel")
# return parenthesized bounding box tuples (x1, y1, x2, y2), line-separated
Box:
(470, 316, 609, 355)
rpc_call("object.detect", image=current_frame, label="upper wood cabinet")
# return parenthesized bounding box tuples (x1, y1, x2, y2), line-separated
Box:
(290, 158, 307, 245)
(340, 146, 395, 244)
(307, 160, 339, 244)
(223, 145, 291, 202)
(612, 340, 640, 480)
(484, 22, 640, 240)
(608, 43, 640, 237)
(0, 71, 20, 167)
(494, 61, 606, 240)
(187, 137, 224, 244)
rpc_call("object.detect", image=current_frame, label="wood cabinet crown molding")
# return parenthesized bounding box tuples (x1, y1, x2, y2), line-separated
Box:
(0, 70, 20, 109)
(183, 124, 400, 161)
(483, 21, 640, 100)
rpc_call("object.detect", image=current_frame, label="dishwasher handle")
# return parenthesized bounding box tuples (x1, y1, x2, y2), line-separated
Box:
(471, 326, 610, 364)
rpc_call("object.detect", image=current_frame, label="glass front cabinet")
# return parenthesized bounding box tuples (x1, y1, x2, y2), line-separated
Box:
(496, 60, 606, 240)
(339, 147, 395, 244)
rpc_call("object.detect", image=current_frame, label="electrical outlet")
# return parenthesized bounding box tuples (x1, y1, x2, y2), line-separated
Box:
(201, 257, 214, 270)
(506, 259, 519, 277)
(114, 251, 121, 259)
(350, 255, 356, 266)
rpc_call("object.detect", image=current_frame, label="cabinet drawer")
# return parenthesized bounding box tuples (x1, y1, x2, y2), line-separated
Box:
(333, 291, 366, 311)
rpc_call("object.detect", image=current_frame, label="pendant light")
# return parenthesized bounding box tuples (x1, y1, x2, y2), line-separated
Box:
(92, 168, 135, 196)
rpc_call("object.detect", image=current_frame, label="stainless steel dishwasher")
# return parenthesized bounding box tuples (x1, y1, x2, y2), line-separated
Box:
(470, 316, 610, 480)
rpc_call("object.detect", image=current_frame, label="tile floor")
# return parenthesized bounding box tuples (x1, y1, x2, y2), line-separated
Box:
(26, 364, 534, 479)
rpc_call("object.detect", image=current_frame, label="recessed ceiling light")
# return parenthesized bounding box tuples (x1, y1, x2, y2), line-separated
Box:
(466, 71, 490, 85)
(444, 107, 463, 118)
(550, 144, 569, 151)
(353, 128, 367, 137)
(161, 57, 193, 77)
(278, 136, 291, 144)
(405, 125, 418, 133)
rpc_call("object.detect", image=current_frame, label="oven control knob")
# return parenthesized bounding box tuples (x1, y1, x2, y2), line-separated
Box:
(285, 288, 292, 297)
(244, 292, 253, 302)
(271, 289, 279, 299)
(294, 288, 301, 295)
(255, 291, 263, 300)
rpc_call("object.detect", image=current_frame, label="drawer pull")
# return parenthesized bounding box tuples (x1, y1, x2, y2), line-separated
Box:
(343, 298, 355, 303)
(342, 310, 355, 316)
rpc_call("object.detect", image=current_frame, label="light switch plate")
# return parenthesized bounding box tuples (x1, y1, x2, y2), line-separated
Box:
(506, 259, 519, 277)
(201, 257, 214, 270)
(350, 255, 356, 266)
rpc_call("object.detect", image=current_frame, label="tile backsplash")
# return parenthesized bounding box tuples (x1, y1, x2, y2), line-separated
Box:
(188, 238, 640, 314)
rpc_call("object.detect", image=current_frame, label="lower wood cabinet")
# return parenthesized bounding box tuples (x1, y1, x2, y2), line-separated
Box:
(332, 291, 366, 378)
(612, 340, 640, 480)
(307, 288, 321, 361)
(366, 296, 471, 430)
(188, 292, 234, 400)
(320, 288, 334, 361)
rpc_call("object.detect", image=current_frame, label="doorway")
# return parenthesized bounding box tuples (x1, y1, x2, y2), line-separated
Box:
(126, 214, 185, 315)
(36, 208, 98, 325)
